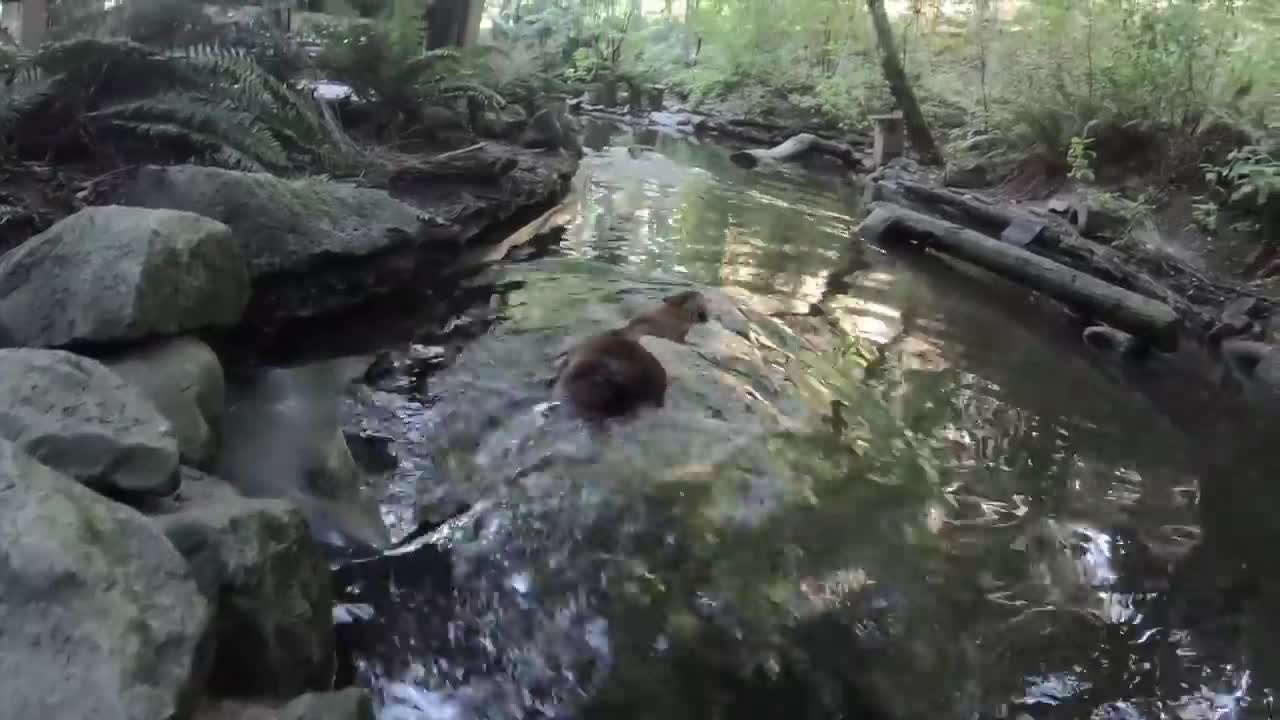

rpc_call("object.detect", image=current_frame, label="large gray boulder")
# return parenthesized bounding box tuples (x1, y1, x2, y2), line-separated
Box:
(150, 469, 336, 698)
(101, 336, 226, 469)
(0, 348, 180, 497)
(0, 205, 249, 347)
(108, 165, 451, 322)
(0, 439, 212, 720)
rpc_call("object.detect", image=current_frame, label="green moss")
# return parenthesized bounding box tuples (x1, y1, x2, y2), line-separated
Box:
(77, 504, 113, 549)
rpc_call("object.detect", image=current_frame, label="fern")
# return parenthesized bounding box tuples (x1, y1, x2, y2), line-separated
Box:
(33, 37, 163, 79)
(0, 37, 355, 173)
(88, 92, 289, 171)
(0, 66, 61, 136)
(433, 80, 506, 109)
(94, 120, 270, 172)
(172, 45, 335, 151)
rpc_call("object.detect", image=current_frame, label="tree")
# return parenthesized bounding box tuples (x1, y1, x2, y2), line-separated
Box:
(20, 0, 49, 50)
(864, 0, 942, 166)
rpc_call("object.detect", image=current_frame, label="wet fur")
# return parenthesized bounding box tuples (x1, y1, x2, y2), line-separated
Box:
(553, 291, 710, 420)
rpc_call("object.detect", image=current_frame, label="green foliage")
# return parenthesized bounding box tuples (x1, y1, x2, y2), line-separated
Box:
(1219, 144, 1280, 208)
(1066, 135, 1096, 182)
(0, 38, 349, 173)
(0, 67, 61, 156)
(495, 0, 1278, 169)
(314, 21, 504, 134)
(1195, 139, 1279, 233)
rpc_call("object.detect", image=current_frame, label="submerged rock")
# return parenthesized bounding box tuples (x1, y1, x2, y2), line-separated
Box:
(107, 165, 456, 324)
(148, 469, 336, 698)
(0, 205, 249, 347)
(101, 336, 226, 469)
(0, 348, 179, 498)
(197, 688, 374, 720)
(0, 439, 211, 720)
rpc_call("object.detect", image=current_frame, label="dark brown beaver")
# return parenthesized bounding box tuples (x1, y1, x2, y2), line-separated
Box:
(552, 290, 710, 420)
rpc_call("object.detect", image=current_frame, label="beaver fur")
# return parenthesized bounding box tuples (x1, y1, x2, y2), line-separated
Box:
(553, 290, 710, 420)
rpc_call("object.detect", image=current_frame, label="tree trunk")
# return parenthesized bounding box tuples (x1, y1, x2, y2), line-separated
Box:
(19, 0, 47, 50)
(425, 0, 471, 49)
(864, 0, 943, 166)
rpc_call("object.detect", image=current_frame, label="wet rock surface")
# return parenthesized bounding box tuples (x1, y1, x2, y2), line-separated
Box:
(146, 469, 336, 698)
(380, 143, 577, 248)
(104, 165, 453, 325)
(0, 438, 211, 720)
(0, 348, 180, 498)
(100, 336, 227, 469)
(0, 205, 249, 347)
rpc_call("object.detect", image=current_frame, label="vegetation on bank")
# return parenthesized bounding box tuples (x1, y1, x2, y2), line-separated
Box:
(0, 0, 1277, 272)
(0, 0, 528, 176)
(491, 0, 1278, 273)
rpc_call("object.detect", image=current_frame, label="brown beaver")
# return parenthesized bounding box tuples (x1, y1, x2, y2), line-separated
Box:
(552, 290, 710, 420)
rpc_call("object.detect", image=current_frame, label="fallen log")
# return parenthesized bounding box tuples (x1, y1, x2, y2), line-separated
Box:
(729, 133, 863, 170)
(867, 178, 1206, 321)
(694, 116, 867, 149)
(725, 117, 872, 144)
(858, 202, 1181, 351)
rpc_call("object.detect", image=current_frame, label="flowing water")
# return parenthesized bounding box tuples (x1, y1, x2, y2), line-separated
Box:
(318, 120, 1280, 720)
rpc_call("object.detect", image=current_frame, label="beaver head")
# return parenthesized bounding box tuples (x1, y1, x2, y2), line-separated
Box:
(623, 290, 711, 343)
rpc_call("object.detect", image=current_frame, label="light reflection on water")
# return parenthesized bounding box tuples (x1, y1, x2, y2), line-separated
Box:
(337, 120, 1280, 720)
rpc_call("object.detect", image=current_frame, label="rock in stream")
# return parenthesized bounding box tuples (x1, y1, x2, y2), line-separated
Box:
(0, 205, 249, 348)
(0, 438, 211, 720)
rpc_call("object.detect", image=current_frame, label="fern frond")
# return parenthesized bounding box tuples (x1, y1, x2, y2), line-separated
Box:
(434, 80, 506, 109)
(0, 66, 61, 133)
(172, 44, 346, 163)
(89, 92, 289, 170)
(33, 37, 159, 74)
(95, 119, 269, 172)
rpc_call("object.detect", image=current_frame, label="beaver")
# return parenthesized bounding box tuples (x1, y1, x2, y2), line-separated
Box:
(552, 290, 710, 420)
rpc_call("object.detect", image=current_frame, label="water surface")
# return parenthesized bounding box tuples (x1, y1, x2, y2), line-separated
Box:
(339, 120, 1280, 720)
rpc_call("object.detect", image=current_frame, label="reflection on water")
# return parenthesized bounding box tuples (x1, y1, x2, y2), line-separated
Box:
(340, 119, 1280, 720)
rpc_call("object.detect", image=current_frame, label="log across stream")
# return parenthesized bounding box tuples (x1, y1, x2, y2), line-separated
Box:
(858, 202, 1181, 351)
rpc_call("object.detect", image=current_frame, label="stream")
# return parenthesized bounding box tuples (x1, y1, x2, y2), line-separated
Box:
(275, 120, 1280, 719)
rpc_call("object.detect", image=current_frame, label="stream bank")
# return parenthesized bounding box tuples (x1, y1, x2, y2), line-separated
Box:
(0, 136, 578, 720)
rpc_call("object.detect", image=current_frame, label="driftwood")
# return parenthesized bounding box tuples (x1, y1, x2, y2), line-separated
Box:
(859, 202, 1181, 351)
(694, 116, 868, 148)
(730, 133, 863, 170)
(724, 117, 871, 144)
